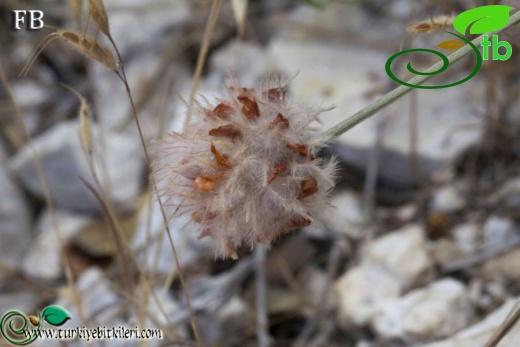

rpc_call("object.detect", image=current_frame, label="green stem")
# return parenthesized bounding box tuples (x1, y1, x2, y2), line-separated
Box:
(323, 10, 520, 139)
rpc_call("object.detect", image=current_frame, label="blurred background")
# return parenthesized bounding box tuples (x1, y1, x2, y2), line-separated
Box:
(1, 0, 520, 346)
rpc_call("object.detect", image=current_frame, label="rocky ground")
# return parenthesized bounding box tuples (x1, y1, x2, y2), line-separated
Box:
(1, 0, 520, 346)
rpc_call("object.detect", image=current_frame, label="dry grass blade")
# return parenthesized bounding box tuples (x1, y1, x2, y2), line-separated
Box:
(231, 0, 248, 38)
(78, 102, 93, 156)
(120, 75, 204, 346)
(15, 3, 201, 344)
(19, 33, 62, 77)
(185, 0, 223, 129)
(62, 84, 93, 156)
(88, 0, 112, 39)
(485, 303, 520, 347)
(107, 39, 204, 347)
(19, 30, 117, 77)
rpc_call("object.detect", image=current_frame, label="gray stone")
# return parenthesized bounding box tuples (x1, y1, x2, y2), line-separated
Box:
(21, 210, 92, 280)
(335, 224, 433, 326)
(363, 224, 433, 288)
(101, 0, 191, 56)
(317, 190, 365, 238)
(0, 143, 32, 283)
(489, 177, 520, 210)
(430, 239, 468, 269)
(9, 121, 144, 215)
(196, 295, 251, 347)
(299, 266, 337, 316)
(432, 183, 467, 213)
(483, 216, 520, 252)
(0, 292, 39, 314)
(424, 298, 520, 347)
(372, 279, 475, 340)
(335, 263, 402, 326)
(55, 268, 120, 326)
(484, 248, 520, 281)
(10, 80, 53, 134)
(452, 223, 481, 254)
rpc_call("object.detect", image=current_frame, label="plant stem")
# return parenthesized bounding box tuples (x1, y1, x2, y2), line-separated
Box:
(323, 10, 520, 139)
(185, 0, 222, 130)
(255, 245, 270, 347)
(116, 72, 203, 347)
(110, 41, 202, 343)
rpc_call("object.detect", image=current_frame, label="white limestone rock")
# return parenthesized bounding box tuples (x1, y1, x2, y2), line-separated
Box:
(363, 224, 433, 288)
(335, 264, 402, 326)
(372, 279, 475, 340)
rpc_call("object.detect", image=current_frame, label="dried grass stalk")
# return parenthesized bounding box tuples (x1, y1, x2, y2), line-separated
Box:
(62, 84, 93, 155)
(60, 31, 117, 70)
(88, 0, 112, 39)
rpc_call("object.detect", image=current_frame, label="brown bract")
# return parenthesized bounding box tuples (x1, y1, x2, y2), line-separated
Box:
(209, 124, 242, 141)
(270, 113, 290, 129)
(210, 143, 234, 169)
(286, 143, 310, 158)
(209, 103, 234, 119)
(267, 163, 287, 184)
(267, 87, 285, 102)
(237, 95, 260, 119)
(297, 178, 318, 200)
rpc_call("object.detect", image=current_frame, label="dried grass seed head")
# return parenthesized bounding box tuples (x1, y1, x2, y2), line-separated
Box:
(154, 77, 338, 258)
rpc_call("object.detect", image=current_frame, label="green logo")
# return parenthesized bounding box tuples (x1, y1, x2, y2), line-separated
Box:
(0, 306, 71, 345)
(386, 5, 514, 89)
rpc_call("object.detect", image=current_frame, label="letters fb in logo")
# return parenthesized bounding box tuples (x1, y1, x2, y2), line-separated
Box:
(12, 10, 45, 30)
(386, 5, 515, 89)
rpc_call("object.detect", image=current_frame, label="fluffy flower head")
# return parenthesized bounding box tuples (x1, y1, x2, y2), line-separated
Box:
(154, 78, 337, 258)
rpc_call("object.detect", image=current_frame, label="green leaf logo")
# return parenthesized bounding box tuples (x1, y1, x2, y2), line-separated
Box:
(453, 5, 514, 35)
(42, 306, 71, 326)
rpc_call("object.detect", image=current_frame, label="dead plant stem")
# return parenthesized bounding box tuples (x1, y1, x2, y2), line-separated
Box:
(184, 0, 222, 129)
(114, 68, 203, 346)
(255, 244, 270, 347)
